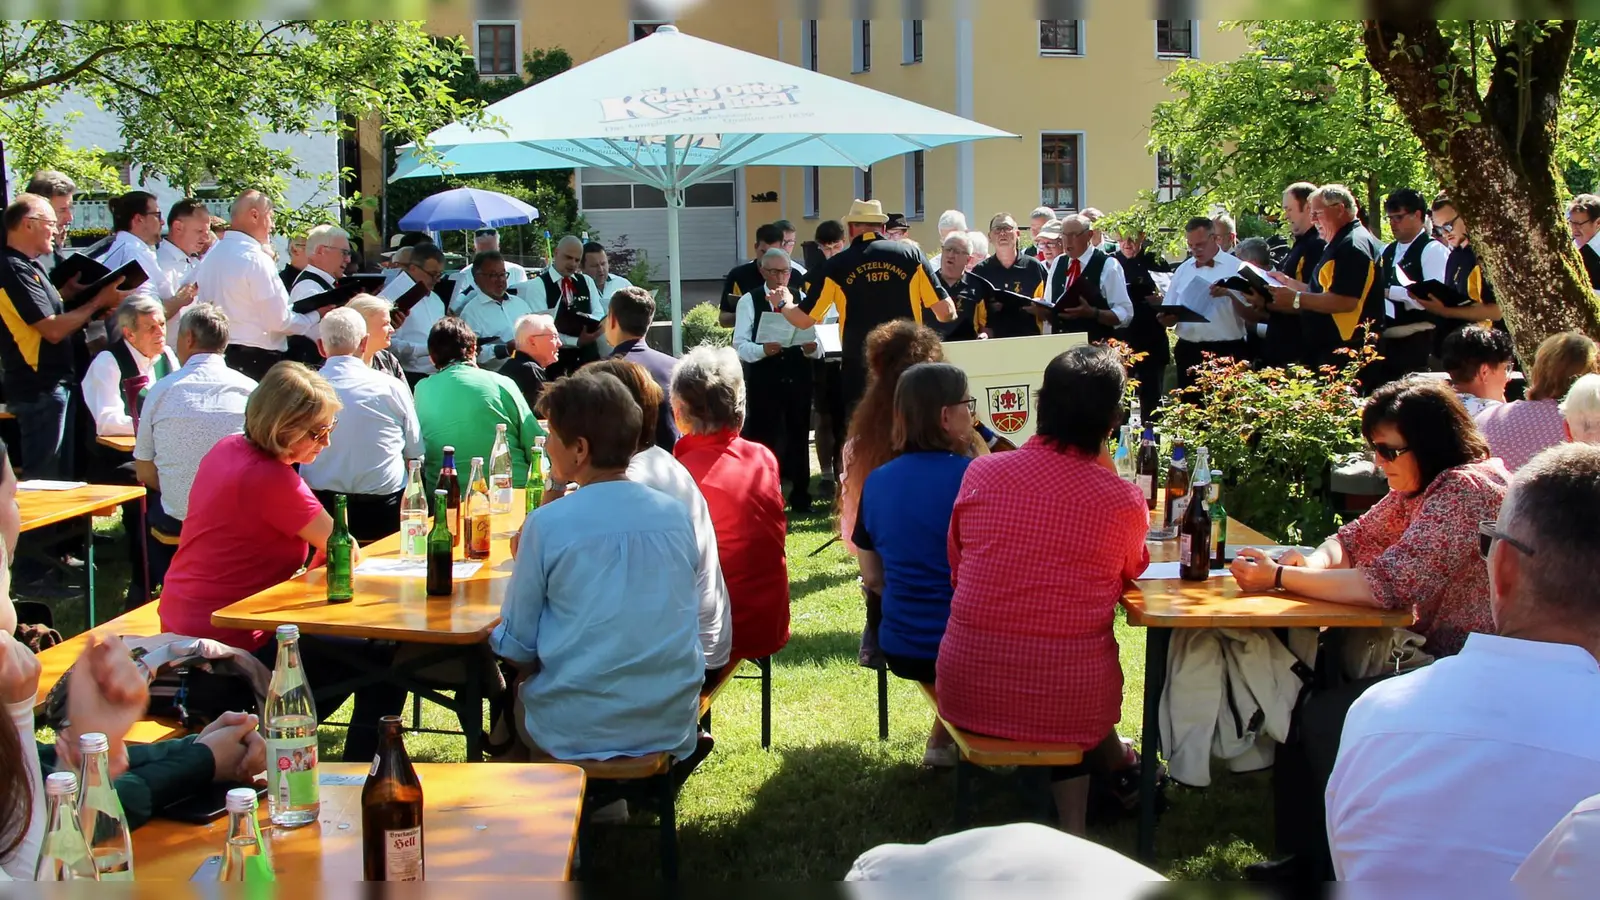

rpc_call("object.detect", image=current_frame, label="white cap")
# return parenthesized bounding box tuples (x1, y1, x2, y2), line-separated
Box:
(78, 732, 109, 754)
(44, 771, 78, 796)
(225, 787, 258, 813)
(276, 624, 300, 640)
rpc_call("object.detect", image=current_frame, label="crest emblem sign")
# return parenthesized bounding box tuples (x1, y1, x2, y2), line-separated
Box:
(985, 385, 1030, 435)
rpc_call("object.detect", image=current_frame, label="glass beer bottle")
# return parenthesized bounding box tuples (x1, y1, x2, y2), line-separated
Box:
(1179, 470, 1213, 581)
(426, 490, 453, 596)
(326, 494, 354, 603)
(464, 457, 492, 561)
(525, 438, 545, 514)
(1136, 426, 1160, 512)
(1164, 439, 1189, 528)
(362, 716, 425, 881)
(438, 446, 461, 547)
(489, 423, 514, 514)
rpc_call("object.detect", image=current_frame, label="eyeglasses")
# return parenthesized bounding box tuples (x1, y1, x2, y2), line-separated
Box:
(948, 398, 977, 414)
(307, 419, 338, 443)
(1478, 521, 1535, 559)
(24, 214, 56, 227)
(411, 264, 444, 279)
(1433, 217, 1460, 235)
(1568, 216, 1593, 228)
(337, 247, 353, 257)
(1384, 211, 1416, 222)
(992, 223, 1018, 233)
(1370, 443, 1410, 462)
(760, 268, 790, 276)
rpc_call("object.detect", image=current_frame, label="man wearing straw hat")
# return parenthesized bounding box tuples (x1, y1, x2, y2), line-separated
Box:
(778, 199, 955, 411)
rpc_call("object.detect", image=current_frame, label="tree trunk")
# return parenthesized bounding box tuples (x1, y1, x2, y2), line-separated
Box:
(1363, 20, 1600, 362)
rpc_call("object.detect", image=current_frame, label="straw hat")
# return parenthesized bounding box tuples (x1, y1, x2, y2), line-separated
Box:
(843, 199, 889, 225)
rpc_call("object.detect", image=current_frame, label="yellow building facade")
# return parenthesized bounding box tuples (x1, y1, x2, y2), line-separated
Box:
(409, 0, 1248, 277)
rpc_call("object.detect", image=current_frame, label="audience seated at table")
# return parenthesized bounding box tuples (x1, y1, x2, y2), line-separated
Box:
(1441, 323, 1515, 416)
(133, 303, 256, 600)
(586, 358, 732, 677)
(300, 308, 423, 543)
(1565, 373, 1600, 444)
(936, 345, 1147, 836)
(414, 316, 542, 490)
(499, 313, 561, 412)
(1233, 375, 1510, 882)
(156, 362, 405, 761)
(839, 320, 945, 667)
(1476, 331, 1597, 470)
(344, 292, 407, 384)
(490, 373, 704, 763)
(1326, 443, 1600, 881)
(670, 346, 792, 666)
(853, 362, 985, 767)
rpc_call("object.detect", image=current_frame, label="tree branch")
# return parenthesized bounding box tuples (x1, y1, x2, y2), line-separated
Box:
(0, 43, 129, 101)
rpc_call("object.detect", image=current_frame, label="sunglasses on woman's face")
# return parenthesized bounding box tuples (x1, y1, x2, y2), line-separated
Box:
(1478, 521, 1535, 559)
(307, 419, 338, 443)
(1371, 443, 1411, 462)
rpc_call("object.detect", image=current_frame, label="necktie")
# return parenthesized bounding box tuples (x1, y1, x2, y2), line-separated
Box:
(561, 276, 574, 302)
(1066, 258, 1081, 287)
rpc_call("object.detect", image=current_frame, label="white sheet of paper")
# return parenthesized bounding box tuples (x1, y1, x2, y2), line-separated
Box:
(1138, 561, 1230, 581)
(1174, 272, 1220, 313)
(17, 480, 89, 491)
(755, 311, 816, 348)
(355, 559, 483, 579)
(1151, 272, 1174, 294)
(814, 323, 842, 355)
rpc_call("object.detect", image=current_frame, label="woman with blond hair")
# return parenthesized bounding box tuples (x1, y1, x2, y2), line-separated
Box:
(1476, 331, 1598, 470)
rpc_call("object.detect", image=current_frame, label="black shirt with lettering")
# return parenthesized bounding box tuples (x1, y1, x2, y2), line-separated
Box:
(0, 246, 76, 397)
(804, 232, 947, 362)
(1303, 221, 1383, 368)
(970, 253, 1048, 338)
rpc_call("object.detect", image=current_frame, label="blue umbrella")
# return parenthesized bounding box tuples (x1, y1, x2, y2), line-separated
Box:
(397, 187, 539, 232)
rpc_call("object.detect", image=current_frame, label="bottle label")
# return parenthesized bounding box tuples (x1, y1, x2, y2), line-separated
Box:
(1136, 475, 1153, 498)
(1171, 497, 1189, 525)
(491, 474, 513, 510)
(402, 521, 426, 557)
(1179, 534, 1192, 565)
(467, 515, 492, 556)
(268, 736, 320, 809)
(383, 828, 425, 881)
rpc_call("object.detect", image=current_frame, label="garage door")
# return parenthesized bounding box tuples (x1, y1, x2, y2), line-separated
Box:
(578, 169, 739, 281)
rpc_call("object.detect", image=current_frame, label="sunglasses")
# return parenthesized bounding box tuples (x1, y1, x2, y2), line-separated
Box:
(948, 398, 977, 414)
(307, 418, 339, 443)
(1478, 521, 1535, 559)
(1433, 217, 1459, 235)
(1371, 443, 1411, 462)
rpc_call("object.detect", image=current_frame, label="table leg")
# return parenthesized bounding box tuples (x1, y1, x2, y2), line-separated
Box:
(84, 514, 97, 627)
(1137, 626, 1172, 863)
(138, 496, 151, 605)
(459, 652, 484, 763)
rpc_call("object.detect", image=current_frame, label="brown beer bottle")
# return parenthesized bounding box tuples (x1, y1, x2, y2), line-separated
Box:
(438, 446, 461, 547)
(362, 716, 424, 881)
(1179, 471, 1213, 581)
(1136, 426, 1160, 512)
(1164, 439, 1189, 527)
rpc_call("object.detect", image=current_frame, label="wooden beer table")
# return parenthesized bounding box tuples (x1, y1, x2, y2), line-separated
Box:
(131, 762, 586, 880)
(18, 482, 147, 626)
(97, 434, 137, 453)
(212, 494, 531, 760)
(1121, 511, 1414, 862)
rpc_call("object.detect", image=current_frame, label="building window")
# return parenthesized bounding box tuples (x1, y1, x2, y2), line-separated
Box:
(1040, 133, 1082, 212)
(1156, 148, 1188, 202)
(853, 20, 871, 73)
(804, 167, 821, 219)
(475, 22, 519, 76)
(803, 19, 819, 71)
(1039, 20, 1083, 56)
(1156, 20, 1195, 58)
(903, 19, 923, 64)
(904, 151, 925, 219)
(631, 20, 670, 42)
(855, 166, 874, 201)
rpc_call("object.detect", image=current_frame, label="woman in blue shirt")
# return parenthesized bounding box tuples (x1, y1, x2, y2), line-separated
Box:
(852, 362, 985, 766)
(490, 373, 704, 763)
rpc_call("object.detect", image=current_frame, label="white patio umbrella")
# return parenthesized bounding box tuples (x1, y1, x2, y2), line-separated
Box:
(392, 25, 1016, 353)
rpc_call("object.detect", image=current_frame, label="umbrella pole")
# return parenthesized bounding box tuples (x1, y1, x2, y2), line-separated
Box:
(667, 133, 685, 356)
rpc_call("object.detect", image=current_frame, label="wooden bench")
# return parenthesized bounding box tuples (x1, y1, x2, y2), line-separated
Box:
(34, 603, 188, 744)
(917, 682, 1084, 828)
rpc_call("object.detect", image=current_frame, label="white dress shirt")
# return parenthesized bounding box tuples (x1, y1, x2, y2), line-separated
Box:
(1383, 237, 1451, 331)
(593, 272, 633, 301)
(384, 272, 446, 376)
(515, 268, 607, 349)
(460, 289, 538, 371)
(1169, 251, 1249, 343)
(157, 239, 197, 288)
(133, 352, 257, 520)
(300, 354, 423, 496)
(286, 263, 341, 306)
(97, 230, 172, 303)
(82, 343, 179, 436)
(448, 259, 526, 298)
(1515, 792, 1600, 881)
(733, 287, 822, 364)
(1326, 633, 1600, 882)
(1045, 247, 1134, 332)
(192, 231, 320, 351)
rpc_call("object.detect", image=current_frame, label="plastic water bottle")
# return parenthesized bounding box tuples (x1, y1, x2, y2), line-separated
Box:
(264, 625, 320, 828)
(489, 424, 513, 514)
(400, 459, 427, 561)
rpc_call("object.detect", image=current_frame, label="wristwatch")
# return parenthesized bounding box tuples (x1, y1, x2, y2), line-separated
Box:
(1273, 565, 1286, 590)
(1292, 292, 1302, 311)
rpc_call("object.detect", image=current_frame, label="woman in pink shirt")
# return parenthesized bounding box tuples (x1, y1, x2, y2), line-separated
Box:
(159, 362, 404, 760)
(1476, 332, 1597, 471)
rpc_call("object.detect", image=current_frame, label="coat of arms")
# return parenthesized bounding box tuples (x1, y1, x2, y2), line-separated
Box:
(985, 385, 1030, 435)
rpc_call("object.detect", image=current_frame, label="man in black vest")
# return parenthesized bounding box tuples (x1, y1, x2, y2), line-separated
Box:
(1115, 230, 1174, 420)
(286, 224, 352, 368)
(518, 235, 603, 378)
(1040, 214, 1134, 343)
(1568, 194, 1600, 291)
(733, 248, 821, 513)
(1259, 182, 1327, 369)
(1376, 188, 1451, 384)
(720, 223, 784, 328)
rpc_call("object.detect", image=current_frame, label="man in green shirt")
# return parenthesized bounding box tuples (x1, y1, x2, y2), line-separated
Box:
(414, 316, 544, 490)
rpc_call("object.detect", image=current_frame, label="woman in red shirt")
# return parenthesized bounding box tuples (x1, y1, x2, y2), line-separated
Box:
(670, 346, 791, 662)
(937, 345, 1148, 835)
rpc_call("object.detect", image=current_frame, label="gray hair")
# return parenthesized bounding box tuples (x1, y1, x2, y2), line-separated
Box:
(1562, 373, 1600, 443)
(1081, 207, 1104, 223)
(114, 296, 164, 338)
(178, 302, 230, 352)
(671, 345, 746, 434)
(1235, 237, 1272, 268)
(937, 209, 968, 233)
(318, 307, 367, 356)
(964, 230, 988, 258)
(942, 232, 973, 255)
(345, 293, 391, 323)
(25, 170, 76, 198)
(1312, 184, 1357, 212)
(1213, 213, 1237, 235)
(760, 247, 791, 267)
(514, 313, 556, 345)
(1500, 443, 1600, 626)
(1030, 206, 1056, 222)
(304, 224, 348, 256)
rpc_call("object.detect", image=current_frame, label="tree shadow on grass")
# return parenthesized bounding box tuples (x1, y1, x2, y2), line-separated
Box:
(775, 627, 864, 668)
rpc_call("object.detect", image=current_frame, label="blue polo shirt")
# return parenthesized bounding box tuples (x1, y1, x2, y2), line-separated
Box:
(852, 450, 972, 660)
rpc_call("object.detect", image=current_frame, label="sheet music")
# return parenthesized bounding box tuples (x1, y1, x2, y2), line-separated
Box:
(755, 311, 817, 348)
(814, 323, 841, 355)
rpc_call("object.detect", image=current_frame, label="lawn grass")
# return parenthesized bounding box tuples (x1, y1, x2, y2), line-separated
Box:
(57, 507, 1275, 880)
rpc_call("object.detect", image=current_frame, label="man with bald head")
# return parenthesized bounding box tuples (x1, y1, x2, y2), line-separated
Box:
(514, 233, 604, 377)
(191, 190, 325, 380)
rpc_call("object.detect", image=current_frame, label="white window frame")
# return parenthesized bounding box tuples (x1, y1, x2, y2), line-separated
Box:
(1155, 148, 1187, 203)
(903, 151, 925, 220)
(629, 20, 672, 42)
(473, 20, 522, 78)
(854, 165, 873, 201)
(802, 19, 819, 71)
(852, 19, 871, 74)
(1039, 131, 1086, 215)
(1155, 19, 1199, 59)
(902, 19, 923, 65)
(1037, 19, 1085, 58)
(804, 166, 821, 219)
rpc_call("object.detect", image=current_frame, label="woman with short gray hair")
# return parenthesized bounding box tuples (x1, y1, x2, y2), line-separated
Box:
(670, 346, 792, 663)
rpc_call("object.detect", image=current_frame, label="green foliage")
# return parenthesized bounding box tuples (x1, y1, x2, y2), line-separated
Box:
(1557, 21, 1600, 193)
(682, 303, 732, 349)
(1157, 341, 1376, 544)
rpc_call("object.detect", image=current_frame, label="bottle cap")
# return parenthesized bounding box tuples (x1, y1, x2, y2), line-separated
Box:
(44, 771, 78, 795)
(276, 624, 300, 641)
(78, 732, 109, 754)
(225, 787, 258, 813)
(496, 423, 506, 432)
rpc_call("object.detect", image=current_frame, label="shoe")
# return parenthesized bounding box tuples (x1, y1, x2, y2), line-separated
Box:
(788, 497, 813, 515)
(921, 745, 958, 768)
(1244, 855, 1315, 883)
(588, 799, 629, 825)
(858, 624, 886, 670)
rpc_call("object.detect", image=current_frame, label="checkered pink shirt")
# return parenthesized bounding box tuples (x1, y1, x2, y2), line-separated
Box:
(936, 436, 1151, 743)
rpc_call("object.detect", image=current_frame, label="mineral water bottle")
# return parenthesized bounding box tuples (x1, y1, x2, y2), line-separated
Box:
(399, 459, 427, 561)
(1114, 425, 1136, 482)
(264, 624, 320, 827)
(77, 733, 133, 880)
(35, 772, 97, 880)
(489, 424, 513, 514)
(218, 788, 274, 882)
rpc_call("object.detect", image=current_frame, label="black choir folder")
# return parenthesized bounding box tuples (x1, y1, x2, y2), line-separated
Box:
(1157, 305, 1210, 323)
(1220, 266, 1275, 297)
(1404, 279, 1474, 307)
(49, 252, 110, 290)
(62, 260, 149, 313)
(289, 275, 394, 314)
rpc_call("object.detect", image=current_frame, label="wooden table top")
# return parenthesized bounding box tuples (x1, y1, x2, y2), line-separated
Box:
(1145, 510, 1276, 565)
(130, 762, 586, 881)
(19, 482, 146, 532)
(97, 434, 137, 453)
(34, 602, 163, 708)
(211, 496, 531, 645)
